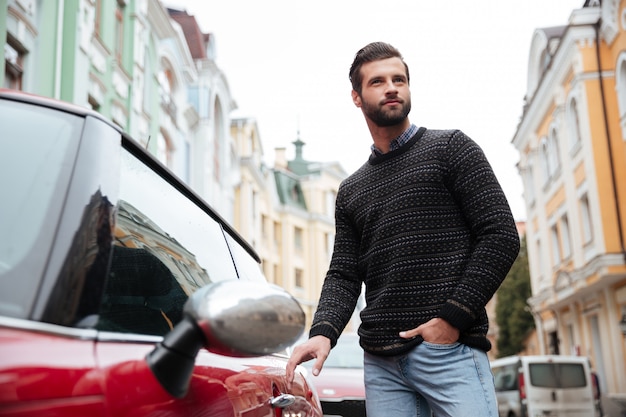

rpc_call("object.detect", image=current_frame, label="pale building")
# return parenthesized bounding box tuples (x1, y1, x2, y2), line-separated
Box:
(168, 8, 238, 220)
(231, 122, 349, 330)
(513, 1, 626, 413)
(285, 138, 353, 329)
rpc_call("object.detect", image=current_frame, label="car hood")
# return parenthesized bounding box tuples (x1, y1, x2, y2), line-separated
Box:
(309, 367, 365, 400)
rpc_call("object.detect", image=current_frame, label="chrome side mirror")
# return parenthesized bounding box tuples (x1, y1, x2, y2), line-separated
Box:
(147, 280, 305, 398)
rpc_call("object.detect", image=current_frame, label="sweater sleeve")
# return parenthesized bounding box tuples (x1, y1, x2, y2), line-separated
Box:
(437, 130, 521, 332)
(309, 191, 363, 347)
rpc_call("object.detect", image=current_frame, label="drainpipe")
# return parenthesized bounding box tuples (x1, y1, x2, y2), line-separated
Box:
(595, 21, 626, 263)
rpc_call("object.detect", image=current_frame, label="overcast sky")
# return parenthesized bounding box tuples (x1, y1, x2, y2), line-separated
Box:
(162, 0, 585, 221)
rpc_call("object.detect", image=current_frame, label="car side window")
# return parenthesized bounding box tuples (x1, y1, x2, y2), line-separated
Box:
(96, 149, 239, 336)
(493, 364, 518, 391)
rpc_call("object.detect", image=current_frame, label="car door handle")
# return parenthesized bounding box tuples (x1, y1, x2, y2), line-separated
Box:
(269, 393, 296, 408)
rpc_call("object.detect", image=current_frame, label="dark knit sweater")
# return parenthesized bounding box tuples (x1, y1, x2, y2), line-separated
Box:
(309, 128, 520, 356)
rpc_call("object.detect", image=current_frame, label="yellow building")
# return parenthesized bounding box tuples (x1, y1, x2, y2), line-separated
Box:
(513, 1, 626, 413)
(231, 118, 351, 330)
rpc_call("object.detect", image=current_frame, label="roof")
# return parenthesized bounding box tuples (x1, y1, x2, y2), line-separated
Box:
(539, 25, 567, 40)
(273, 170, 307, 210)
(167, 9, 209, 60)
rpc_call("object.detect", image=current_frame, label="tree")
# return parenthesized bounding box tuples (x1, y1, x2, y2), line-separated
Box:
(496, 236, 535, 357)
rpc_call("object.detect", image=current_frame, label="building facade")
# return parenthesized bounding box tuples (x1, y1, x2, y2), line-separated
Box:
(513, 1, 626, 412)
(1, 0, 236, 216)
(230, 122, 351, 330)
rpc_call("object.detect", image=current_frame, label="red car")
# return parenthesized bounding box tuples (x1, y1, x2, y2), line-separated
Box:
(301, 333, 366, 417)
(0, 89, 322, 417)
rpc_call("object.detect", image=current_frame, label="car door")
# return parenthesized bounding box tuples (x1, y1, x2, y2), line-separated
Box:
(0, 326, 106, 416)
(91, 137, 317, 417)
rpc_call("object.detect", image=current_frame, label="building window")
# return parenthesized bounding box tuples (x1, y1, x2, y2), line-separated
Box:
(273, 221, 281, 250)
(325, 190, 336, 217)
(536, 238, 547, 289)
(295, 268, 304, 289)
(156, 131, 172, 168)
(547, 124, 561, 178)
(251, 190, 258, 222)
(540, 137, 550, 186)
(261, 214, 268, 241)
(550, 224, 561, 267)
(4, 38, 25, 90)
(291, 185, 299, 202)
(567, 324, 577, 356)
(88, 94, 101, 112)
(548, 331, 560, 355)
(158, 67, 176, 119)
(540, 49, 551, 73)
(294, 227, 303, 252)
(561, 215, 572, 260)
(523, 159, 535, 205)
(580, 195, 594, 245)
(115, 0, 125, 62)
(273, 264, 281, 286)
(540, 125, 561, 185)
(213, 99, 224, 182)
(262, 259, 270, 280)
(567, 98, 582, 153)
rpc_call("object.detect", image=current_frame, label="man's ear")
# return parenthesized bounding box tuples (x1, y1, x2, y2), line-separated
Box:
(351, 90, 361, 108)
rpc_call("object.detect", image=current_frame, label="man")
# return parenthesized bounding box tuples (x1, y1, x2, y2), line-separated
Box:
(286, 42, 520, 417)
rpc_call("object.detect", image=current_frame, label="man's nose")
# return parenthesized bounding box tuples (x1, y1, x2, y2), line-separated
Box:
(384, 80, 398, 93)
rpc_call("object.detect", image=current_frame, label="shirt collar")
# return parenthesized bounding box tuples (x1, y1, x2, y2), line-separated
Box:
(371, 124, 419, 156)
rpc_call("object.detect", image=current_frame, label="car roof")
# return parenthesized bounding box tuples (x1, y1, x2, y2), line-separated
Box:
(0, 88, 117, 125)
(491, 355, 591, 366)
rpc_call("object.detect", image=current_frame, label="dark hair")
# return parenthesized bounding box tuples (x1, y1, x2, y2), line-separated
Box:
(349, 42, 410, 94)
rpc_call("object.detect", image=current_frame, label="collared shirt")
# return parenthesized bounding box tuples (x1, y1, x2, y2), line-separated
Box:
(371, 124, 419, 156)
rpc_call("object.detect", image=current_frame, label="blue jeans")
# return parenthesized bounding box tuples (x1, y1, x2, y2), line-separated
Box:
(364, 342, 497, 417)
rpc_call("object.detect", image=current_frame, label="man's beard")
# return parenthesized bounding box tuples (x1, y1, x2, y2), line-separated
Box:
(361, 96, 411, 127)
